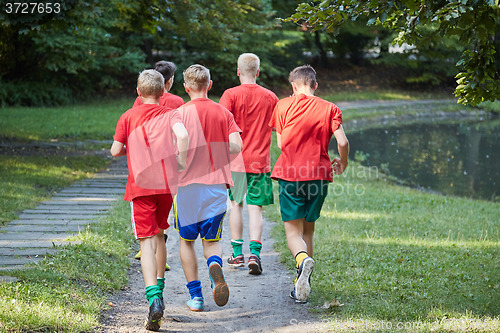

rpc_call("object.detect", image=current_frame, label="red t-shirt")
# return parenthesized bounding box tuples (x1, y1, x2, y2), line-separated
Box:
(177, 98, 241, 187)
(114, 104, 182, 200)
(269, 94, 342, 182)
(133, 92, 185, 109)
(219, 84, 278, 173)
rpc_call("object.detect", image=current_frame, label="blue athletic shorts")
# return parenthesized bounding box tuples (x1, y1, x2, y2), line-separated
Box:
(174, 183, 227, 241)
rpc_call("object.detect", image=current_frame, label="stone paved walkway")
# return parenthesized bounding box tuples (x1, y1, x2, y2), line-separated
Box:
(0, 157, 127, 272)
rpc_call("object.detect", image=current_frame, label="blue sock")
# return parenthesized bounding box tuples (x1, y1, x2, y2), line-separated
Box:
(186, 280, 203, 299)
(206, 255, 223, 268)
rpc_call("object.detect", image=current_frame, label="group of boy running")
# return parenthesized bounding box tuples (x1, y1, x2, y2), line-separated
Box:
(110, 53, 349, 331)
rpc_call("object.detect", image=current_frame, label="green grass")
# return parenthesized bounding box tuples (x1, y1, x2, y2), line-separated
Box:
(0, 98, 132, 142)
(265, 135, 500, 332)
(0, 155, 110, 225)
(340, 101, 473, 122)
(0, 200, 135, 332)
(319, 90, 453, 103)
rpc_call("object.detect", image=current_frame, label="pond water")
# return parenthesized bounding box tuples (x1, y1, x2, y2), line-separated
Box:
(342, 119, 500, 201)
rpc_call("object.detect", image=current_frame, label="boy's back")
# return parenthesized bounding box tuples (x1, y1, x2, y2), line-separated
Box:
(270, 94, 342, 182)
(114, 104, 181, 200)
(220, 84, 278, 173)
(177, 98, 240, 187)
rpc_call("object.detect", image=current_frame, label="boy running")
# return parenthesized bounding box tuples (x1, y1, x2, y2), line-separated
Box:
(269, 65, 349, 303)
(133, 60, 185, 109)
(219, 53, 279, 275)
(111, 69, 188, 331)
(174, 64, 242, 311)
(132, 60, 184, 271)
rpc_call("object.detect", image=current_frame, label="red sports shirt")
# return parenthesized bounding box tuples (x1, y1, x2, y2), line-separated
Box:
(114, 104, 182, 200)
(133, 92, 185, 109)
(219, 84, 278, 173)
(177, 98, 241, 187)
(269, 94, 342, 182)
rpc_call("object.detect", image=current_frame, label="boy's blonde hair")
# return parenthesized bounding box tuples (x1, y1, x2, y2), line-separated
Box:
(288, 65, 317, 89)
(238, 53, 260, 76)
(137, 69, 165, 98)
(237, 53, 260, 77)
(183, 64, 210, 91)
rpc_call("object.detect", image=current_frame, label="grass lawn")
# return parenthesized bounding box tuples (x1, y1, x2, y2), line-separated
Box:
(1, 96, 498, 331)
(265, 135, 500, 332)
(0, 155, 110, 225)
(0, 98, 132, 142)
(0, 200, 134, 332)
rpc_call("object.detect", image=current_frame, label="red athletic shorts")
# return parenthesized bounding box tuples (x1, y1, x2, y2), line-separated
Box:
(130, 194, 173, 239)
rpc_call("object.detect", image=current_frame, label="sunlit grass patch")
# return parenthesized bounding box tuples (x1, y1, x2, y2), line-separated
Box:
(0, 200, 134, 332)
(0, 98, 132, 142)
(321, 90, 416, 102)
(266, 134, 500, 330)
(0, 155, 109, 225)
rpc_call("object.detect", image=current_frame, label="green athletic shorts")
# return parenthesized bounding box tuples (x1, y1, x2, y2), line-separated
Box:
(278, 179, 329, 222)
(228, 172, 274, 206)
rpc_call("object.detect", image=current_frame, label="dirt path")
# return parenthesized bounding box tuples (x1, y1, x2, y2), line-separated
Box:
(100, 209, 319, 333)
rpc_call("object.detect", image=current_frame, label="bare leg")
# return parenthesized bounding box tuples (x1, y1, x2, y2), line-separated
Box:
(229, 201, 244, 241)
(247, 204, 263, 242)
(202, 239, 223, 259)
(140, 236, 158, 287)
(155, 229, 166, 278)
(302, 221, 315, 258)
(283, 218, 308, 257)
(180, 239, 198, 282)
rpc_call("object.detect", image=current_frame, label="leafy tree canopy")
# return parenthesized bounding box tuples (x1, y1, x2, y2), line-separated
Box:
(286, 0, 500, 105)
(0, 0, 287, 104)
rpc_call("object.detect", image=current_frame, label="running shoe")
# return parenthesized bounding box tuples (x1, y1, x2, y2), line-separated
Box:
(144, 298, 163, 331)
(227, 254, 245, 267)
(187, 297, 204, 312)
(294, 257, 314, 302)
(248, 255, 262, 275)
(289, 288, 307, 304)
(208, 262, 229, 306)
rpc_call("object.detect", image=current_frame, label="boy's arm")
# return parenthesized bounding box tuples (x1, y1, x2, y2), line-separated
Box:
(332, 125, 349, 175)
(229, 132, 243, 154)
(276, 133, 282, 150)
(110, 141, 126, 157)
(172, 122, 189, 171)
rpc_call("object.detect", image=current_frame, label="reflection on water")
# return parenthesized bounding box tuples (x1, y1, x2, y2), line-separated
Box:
(344, 119, 500, 201)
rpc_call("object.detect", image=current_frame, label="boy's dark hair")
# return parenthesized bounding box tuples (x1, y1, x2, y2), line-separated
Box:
(288, 65, 317, 89)
(155, 60, 177, 81)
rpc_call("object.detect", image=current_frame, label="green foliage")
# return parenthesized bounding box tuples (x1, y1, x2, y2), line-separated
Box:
(374, 24, 465, 87)
(148, 0, 295, 94)
(0, 0, 297, 104)
(286, 0, 500, 106)
(0, 80, 73, 107)
(0, 0, 146, 106)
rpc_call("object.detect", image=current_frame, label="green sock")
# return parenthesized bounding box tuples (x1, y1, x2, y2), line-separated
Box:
(157, 277, 165, 293)
(249, 240, 262, 257)
(145, 285, 162, 306)
(231, 239, 244, 257)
